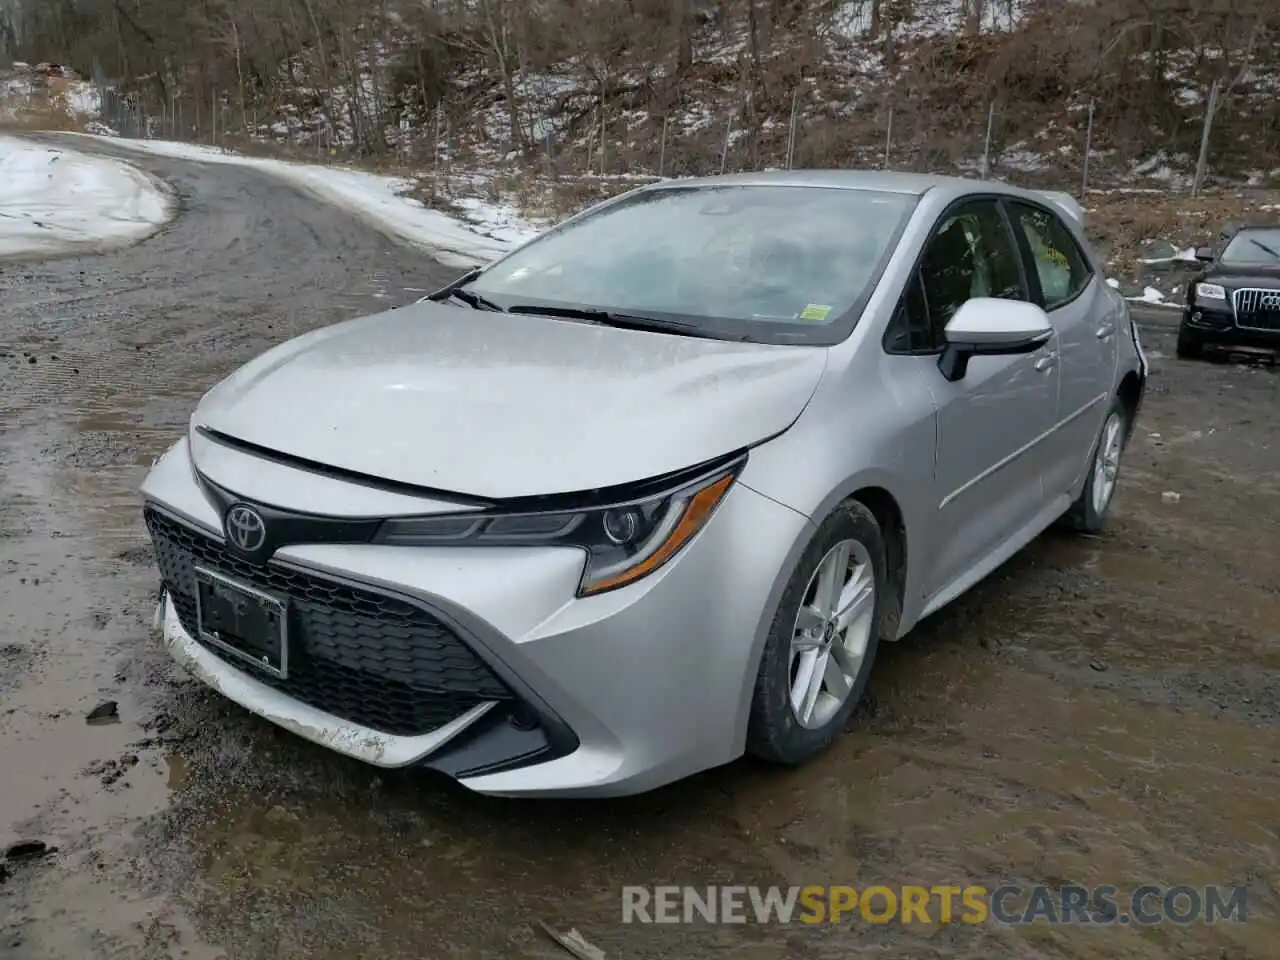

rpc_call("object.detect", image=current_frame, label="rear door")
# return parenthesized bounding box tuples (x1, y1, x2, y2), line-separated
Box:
(889, 198, 1059, 602)
(1005, 200, 1115, 499)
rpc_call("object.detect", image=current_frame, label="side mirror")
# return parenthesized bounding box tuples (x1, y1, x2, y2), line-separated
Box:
(1195, 247, 1214, 262)
(938, 299, 1054, 383)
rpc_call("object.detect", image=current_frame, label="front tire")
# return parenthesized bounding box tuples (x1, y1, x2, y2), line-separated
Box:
(746, 501, 887, 766)
(1176, 324, 1203, 359)
(1065, 398, 1129, 534)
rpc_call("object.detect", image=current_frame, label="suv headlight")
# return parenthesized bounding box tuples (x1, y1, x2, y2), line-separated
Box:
(374, 456, 744, 596)
(1195, 282, 1226, 301)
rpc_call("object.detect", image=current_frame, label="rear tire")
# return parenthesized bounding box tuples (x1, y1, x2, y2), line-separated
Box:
(1176, 324, 1203, 359)
(1065, 397, 1129, 534)
(747, 501, 887, 766)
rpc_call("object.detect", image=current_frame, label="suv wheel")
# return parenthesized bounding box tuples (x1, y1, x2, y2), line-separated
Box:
(747, 501, 886, 765)
(1176, 324, 1203, 359)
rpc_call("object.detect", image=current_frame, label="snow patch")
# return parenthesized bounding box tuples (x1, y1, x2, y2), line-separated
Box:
(70, 135, 540, 268)
(0, 135, 172, 258)
(1107, 276, 1178, 307)
(1141, 246, 1200, 264)
(62, 82, 102, 118)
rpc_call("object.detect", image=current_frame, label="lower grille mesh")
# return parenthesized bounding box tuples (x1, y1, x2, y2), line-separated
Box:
(145, 507, 512, 736)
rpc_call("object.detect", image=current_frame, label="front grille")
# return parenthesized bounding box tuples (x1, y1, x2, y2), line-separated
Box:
(1233, 288, 1280, 331)
(145, 507, 513, 736)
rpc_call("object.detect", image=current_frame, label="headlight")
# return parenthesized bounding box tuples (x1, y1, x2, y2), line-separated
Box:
(1195, 282, 1226, 301)
(374, 456, 744, 596)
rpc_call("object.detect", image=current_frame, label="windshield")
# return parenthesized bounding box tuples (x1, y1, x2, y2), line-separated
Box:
(463, 184, 918, 342)
(1220, 228, 1280, 265)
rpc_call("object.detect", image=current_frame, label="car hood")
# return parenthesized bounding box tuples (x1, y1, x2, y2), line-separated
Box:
(193, 302, 828, 500)
(1201, 264, 1280, 287)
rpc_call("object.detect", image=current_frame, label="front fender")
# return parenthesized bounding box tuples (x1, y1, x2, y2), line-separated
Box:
(736, 356, 938, 638)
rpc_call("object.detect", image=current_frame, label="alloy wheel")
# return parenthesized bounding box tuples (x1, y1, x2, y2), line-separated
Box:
(789, 539, 876, 730)
(1092, 411, 1125, 517)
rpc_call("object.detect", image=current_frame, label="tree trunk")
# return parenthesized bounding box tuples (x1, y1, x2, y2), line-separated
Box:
(230, 18, 246, 134)
(747, 0, 761, 169)
(297, 0, 337, 142)
(966, 0, 986, 34)
(485, 1, 527, 154)
(674, 0, 693, 73)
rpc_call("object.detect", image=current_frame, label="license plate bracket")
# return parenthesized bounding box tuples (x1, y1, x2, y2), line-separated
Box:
(194, 567, 288, 679)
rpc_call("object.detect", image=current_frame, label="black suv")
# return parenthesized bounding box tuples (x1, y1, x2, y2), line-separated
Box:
(1178, 223, 1280, 359)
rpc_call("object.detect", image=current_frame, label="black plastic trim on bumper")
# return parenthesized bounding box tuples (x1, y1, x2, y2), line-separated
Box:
(419, 709, 562, 779)
(145, 501, 581, 775)
(1182, 324, 1280, 350)
(1182, 304, 1235, 330)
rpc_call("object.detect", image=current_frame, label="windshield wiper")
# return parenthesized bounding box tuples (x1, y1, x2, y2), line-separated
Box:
(504, 303, 711, 337)
(444, 288, 506, 312)
(423, 269, 505, 312)
(1248, 237, 1280, 260)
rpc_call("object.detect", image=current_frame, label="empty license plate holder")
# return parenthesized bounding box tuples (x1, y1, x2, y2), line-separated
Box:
(194, 567, 288, 679)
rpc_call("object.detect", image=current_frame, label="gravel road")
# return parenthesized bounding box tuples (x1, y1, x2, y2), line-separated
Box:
(1, 139, 1277, 959)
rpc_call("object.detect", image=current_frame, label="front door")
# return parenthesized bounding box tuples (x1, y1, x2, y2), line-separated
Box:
(1005, 200, 1117, 499)
(914, 199, 1061, 601)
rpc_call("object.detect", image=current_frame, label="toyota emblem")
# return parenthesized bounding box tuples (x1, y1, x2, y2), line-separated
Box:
(225, 504, 267, 553)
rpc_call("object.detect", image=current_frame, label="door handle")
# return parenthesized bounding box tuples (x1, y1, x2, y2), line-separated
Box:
(1033, 351, 1057, 372)
(1096, 324, 1115, 340)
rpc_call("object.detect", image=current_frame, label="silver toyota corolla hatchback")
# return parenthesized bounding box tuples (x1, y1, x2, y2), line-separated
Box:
(142, 171, 1147, 797)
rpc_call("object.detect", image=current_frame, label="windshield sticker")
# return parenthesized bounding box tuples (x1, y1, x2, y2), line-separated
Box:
(799, 304, 833, 322)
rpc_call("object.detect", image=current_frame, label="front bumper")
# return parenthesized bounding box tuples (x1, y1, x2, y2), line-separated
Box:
(1182, 304, 1280, 351)
(154, 592, 502, 765)
(143, 438, 811, 797)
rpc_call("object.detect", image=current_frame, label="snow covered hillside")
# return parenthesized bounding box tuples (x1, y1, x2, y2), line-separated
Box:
(6, 0, 1280, 193)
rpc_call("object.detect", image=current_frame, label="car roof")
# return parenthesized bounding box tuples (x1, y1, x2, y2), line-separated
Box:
(646, 169, 1053, 203)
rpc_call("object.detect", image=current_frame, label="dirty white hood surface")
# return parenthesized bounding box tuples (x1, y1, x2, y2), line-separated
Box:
(194, 301, 828, 499)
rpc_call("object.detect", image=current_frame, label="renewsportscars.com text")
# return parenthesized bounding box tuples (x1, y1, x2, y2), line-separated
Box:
(621, 884, 1247, 926)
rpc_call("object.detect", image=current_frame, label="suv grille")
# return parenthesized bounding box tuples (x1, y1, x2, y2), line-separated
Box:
(145, 507, 512, 736)
(1233, 288, 1280, 331)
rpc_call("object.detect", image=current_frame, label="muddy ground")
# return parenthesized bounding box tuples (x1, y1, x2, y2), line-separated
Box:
(1, 138, 1278, 959)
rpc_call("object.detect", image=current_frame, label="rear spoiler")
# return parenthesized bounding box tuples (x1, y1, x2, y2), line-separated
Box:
(1038, 190, 1084, 227)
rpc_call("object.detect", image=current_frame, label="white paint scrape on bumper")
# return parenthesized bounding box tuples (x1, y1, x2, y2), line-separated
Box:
(154, 593, 496, 768)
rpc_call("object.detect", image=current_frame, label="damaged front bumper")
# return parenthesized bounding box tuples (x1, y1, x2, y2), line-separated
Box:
(152, 589, 498, 767)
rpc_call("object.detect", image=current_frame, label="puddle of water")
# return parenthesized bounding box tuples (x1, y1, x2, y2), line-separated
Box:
(1034, 507, 1280, 646)
(10, 865, 227, 960)
(42, 394, 185, 544)
(167, 754, 190, 791)
(0, 424, 177, 847)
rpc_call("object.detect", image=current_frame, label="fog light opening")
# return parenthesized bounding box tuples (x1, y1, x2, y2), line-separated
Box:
(509, 706, 541, 731)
